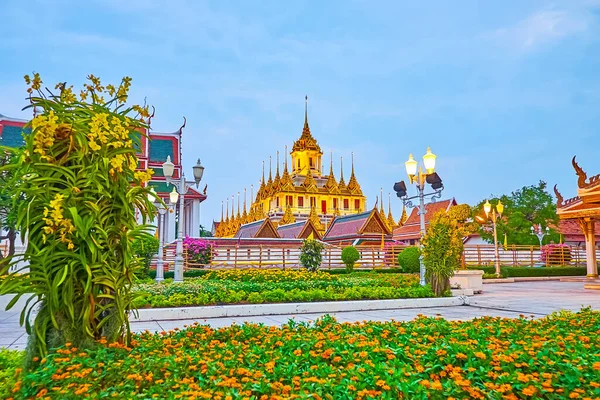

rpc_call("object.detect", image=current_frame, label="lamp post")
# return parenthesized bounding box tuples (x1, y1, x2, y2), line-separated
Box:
(531, 224, 550, 248)
(162, 155, 205, 282)
(393, 147, 444, 286)
(147, 188, 168, 283)
(483, 200, 504, 277)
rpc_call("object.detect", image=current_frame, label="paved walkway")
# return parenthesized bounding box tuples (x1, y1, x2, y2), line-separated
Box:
(1, 281, 598, 350)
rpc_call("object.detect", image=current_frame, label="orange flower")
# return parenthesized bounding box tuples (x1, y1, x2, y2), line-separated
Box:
(522, 386, 537, 397)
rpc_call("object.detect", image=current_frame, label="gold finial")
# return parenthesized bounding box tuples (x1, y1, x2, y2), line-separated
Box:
(231, 194, 235, 219)
(269, 156, 273, 182)
(237, 192, 241, 217)
(250, 184, 254, 200)
(226, 197, 229, 220)
(221, 200, 224, 222)
(380, 188, 385, 215)
(244, 188, 247, 208)
(276, 151, 280, 175)
(340, 157, 344, 181)
(351, 152, 355, 175)
(284, 145, 289, 172)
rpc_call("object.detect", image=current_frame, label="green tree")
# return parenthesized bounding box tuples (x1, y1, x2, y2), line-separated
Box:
(422, 204, 474, 296)
(0, 74, 156, 360)
(299, 239, 324, 272)
(198, 224, 212, 238)
(474, 181, 559, 246)
(341, 246, 360, 272)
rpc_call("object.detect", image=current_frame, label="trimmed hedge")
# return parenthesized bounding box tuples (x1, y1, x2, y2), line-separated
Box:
(398, 247, 421, 273)
(466, 265, 598, 278)
(322, 268, 405, 275)
(147, 269, 211, 280)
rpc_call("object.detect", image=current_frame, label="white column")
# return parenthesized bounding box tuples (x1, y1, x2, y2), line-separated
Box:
(166, 204, 176, 243)
(584, 218, 598, 278)
(191, 199, 201, 238)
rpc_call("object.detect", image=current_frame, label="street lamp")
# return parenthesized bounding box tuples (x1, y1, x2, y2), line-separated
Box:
(147, 188, 168, 283)
(393, 147, 444, 286)
(162, 155, 205, 282)
(531, 224, 550, 248)
(483, 199, 504, 277)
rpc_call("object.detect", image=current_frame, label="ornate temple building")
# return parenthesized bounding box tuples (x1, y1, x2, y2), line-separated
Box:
(214, 97, 368, 238)
(555, 157, 600, 280)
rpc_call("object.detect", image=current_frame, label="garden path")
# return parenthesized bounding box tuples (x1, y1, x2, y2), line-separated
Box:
(1, 281, 598, 350)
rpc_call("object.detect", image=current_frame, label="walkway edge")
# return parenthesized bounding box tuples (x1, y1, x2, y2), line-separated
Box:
(131, 297, 467, 322)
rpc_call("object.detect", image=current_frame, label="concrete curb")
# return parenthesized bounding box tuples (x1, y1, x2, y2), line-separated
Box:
(484, 276, 581, 284)
(130, 297, 467, 322)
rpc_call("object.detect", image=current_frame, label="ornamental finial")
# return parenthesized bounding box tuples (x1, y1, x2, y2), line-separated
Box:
(572, 156, 588, 188)
(554, 184, 564, 208)
(305, 95, 308, 126)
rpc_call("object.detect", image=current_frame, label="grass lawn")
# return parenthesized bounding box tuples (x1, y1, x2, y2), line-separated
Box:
(132, 269, 436, 308)
(7, 309, 600, 399)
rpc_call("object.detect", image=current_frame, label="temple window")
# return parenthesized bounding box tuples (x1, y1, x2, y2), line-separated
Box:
(276, 197, 279, 207)
(354, 199, 360, 210)
(344, 199, 349, 209)
(333, 198, 338, 209)
(297, 159, 301, 170)
(310, 158, 314, 168)
(298, 197, 304, 207)
(310, 197, 316, 207)
(286, 195, 293, 206)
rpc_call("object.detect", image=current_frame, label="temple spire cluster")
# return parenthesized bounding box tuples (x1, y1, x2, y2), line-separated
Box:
(215, 97, 368, 237)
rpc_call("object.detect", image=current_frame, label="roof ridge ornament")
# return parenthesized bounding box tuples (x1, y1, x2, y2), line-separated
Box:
(572, 156, 589, 188)
(554, 184, 564, 208)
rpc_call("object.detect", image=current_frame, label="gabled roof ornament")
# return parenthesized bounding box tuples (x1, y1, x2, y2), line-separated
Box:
(572, 156, 588, 188)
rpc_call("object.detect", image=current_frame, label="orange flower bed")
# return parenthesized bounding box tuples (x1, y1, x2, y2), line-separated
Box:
(10, 309, 600, 399)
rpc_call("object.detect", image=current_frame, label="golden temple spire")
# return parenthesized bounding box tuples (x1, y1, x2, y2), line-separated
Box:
(279, 204, 296, 226)
(347, 152, 362, 195)
(256, 161, 266, 201)
(303, 168, 318, 192)
(338, 156, 347, 191)
(273, 151, 281, 192)
(242, 188, 248, 225)
(379, 188, 385, 216)
(398, 205, 408, 227)
(280, 146, 294, 190)
(309, 204, 325, 232)
(276, 151, 280, 179)
(268, 156, 273, 184)
(387, 192, 395, 229)
(325, 150, 339, 193)
(292, 95, 321, 153)
(237, 192, 241, 219)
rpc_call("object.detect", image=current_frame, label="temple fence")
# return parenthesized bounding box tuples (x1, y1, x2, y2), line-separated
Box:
(155, 243, 600, 271)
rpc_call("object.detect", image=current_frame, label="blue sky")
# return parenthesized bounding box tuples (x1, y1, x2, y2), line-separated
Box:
(1, 0, 600, 227)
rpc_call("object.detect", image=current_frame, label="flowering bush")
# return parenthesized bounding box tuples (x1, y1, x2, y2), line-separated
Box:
(540, 244, 572, 266)
(0, 74, 155, 359)
(11, 309, 600, 398)
(183, 237, 216, 266)
(133, 271, 429, 307)
(203, 268, 337, 283)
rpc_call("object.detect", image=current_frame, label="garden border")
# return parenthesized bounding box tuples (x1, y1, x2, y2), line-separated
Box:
(130, 296, 467, 322)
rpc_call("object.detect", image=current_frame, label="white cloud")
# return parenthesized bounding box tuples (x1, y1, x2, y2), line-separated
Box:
(492, 9, 593, 51)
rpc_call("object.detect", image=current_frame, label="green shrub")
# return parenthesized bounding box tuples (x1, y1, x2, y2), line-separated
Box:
(341, 246, 360, 273)
(468, 266, 597, 277)
(147, 269, 210, 280)
(398, 246, 421, 273)
(300, 239, 324, 272)
(0, 349, 24, 399)
(132, 235, 159, 277)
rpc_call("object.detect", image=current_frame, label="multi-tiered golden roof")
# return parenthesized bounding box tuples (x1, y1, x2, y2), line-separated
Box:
(215, 97, 368, 237)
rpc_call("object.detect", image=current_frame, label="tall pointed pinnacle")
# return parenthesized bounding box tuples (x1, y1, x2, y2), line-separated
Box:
(221, 200, 224, 222)
(387, 192, 395, 229)
(398, 204, 408, 227)
(242, 188, 248, 224)
(305, 95, 308, 126)
(237, 192, 241, 219)
(325, 149, 339, 193)
(268, 156, 273, 184)
(276, 151, 280, 178)
(280, 145, 294, 189)
(338, 156, 347, 191)
(225, 197, 230, 224)
(379, 188, 385, 216)
(347, 152, 362, 195)
(284, 145, 289, 173)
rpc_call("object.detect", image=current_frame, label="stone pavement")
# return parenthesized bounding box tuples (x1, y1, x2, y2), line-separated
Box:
(1, 281, 598, 350)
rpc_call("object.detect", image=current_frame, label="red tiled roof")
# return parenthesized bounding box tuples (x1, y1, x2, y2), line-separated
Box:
(392, 198, 456, 241)
(559, 219, 600, 241)
(234, 220, 265, 238)
(324, 211, 372, 240)
(277, 221, 305, 239)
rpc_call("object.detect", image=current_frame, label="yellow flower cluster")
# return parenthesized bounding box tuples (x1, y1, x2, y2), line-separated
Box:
(134, 169, 154, 183)
(204, 268, 338, 283)
(24, 73, 42, 94)
(31, 111, 59, 161)
(42, 193, 75, 249)
(87, 113, 132, 152)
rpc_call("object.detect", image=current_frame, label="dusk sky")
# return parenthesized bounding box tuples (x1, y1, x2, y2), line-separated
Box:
(1, 0, 599, 227)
